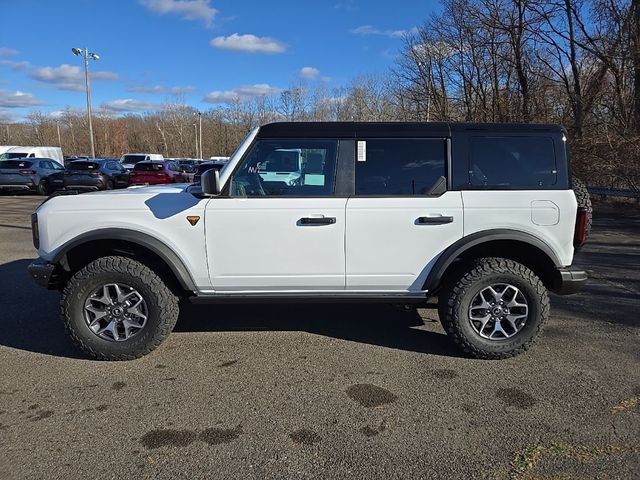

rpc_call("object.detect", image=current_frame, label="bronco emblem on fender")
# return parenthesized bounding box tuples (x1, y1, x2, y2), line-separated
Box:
(186, 216, 200, 226)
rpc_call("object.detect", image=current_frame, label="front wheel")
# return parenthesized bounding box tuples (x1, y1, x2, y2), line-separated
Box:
(61, 256, 179, 360)
(438, 258, 549, 359)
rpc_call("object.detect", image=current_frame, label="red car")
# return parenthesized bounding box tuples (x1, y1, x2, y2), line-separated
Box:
(129, 160, 188, 185)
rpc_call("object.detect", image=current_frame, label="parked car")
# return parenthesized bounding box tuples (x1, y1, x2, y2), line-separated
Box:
(0, 146, 64, 164)
(120, 153, 164, 171)
(193, 160, 228, 183)
(129, 160, 188, 185)
(56, 159, 130, 191)
(29, 121, 589, 361)
(177, 159, 198, 174)
(0, 157, 65, 194)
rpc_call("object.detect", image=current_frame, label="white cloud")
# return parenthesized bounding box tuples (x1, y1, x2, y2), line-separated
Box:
(350, 25, 418, 38)
(210, 33, 286, 54)
(127, 85, 166, 93)
(101, 98, 161, 113)
(298, 67, 320, 80)
(139, 0, 217, 25)
(334, 1, 358, 11)
(170, 85, 197, 95)
(0, 60, 30, 71)
(29, 64, 119, 91)
(0, 108, 17, 122)
(0, 47, 19, 58)
(0, 89, 43, 108)
(203, 83, 280, 103)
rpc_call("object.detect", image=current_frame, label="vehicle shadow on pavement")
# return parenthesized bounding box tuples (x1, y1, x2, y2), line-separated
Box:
(0, 259, 87, 359)
(175, 302, 463, 358)
(0, 258, 460, 359)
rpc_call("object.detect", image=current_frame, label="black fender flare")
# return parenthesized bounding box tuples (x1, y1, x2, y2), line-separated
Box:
(52, 228, 197, 291)
(422, 229, 562, 292)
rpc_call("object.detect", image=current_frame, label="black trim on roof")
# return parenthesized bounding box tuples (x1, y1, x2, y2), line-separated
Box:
(256, 121, 565, 139)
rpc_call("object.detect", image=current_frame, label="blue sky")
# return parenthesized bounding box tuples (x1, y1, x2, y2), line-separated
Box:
(0, 0, 439, 122)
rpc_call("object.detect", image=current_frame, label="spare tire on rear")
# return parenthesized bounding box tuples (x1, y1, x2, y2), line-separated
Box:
(570, 175, 592, 239)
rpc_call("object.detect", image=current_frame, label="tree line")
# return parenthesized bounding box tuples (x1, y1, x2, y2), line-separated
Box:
(1, 0, 637, 190)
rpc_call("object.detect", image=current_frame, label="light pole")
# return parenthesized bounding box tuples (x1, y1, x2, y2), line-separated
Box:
(71, 47, 99, 159)
(194, 111, 203, 159)
(193, 123, 199, 159)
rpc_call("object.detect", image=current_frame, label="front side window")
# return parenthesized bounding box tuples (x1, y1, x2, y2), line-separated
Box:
(355, 139, 446, 195)
(230, 140, 338, 197)
(469, 137, 557, 187)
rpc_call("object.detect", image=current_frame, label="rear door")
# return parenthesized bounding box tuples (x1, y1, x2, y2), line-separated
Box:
(345, 138, 463, 291)
(205, 139, 346, 291)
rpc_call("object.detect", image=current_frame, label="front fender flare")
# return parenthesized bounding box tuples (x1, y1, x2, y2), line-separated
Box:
(52, 228, 196, 291)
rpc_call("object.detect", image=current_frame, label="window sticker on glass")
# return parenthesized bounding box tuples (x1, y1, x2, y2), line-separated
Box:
(357, 141, 367, 162)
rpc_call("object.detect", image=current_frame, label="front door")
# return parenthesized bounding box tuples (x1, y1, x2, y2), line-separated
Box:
(205, 139, 346, 291)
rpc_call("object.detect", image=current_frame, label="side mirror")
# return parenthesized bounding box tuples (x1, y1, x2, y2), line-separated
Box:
(201, 168, 221, 195)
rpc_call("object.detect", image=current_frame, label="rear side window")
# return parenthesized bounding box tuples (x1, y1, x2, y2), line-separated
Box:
(355, 139, 446, 195)
(0, 160, 33, 169)
(134, 162, 164, 172)
(469, 137, 557, 187)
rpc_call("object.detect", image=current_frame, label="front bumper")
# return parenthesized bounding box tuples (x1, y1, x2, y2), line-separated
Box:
(553, 268, 587, 295)
(28, 258, 57, 288)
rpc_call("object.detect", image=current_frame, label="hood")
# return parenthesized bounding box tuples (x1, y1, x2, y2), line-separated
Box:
(36, 183, 196, 215)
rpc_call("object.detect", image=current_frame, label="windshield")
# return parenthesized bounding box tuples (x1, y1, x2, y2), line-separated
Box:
(0, 160, 33, 169)
(69, 161, 100, 170)
(134, 162, 164, 172)
(122, 155, 147, 165)
(0, 152, 29, 160)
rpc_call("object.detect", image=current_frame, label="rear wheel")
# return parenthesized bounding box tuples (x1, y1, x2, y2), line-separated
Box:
(106, 179, 115, 190)
(61, 256, 179, 360)
(37, 179, 49, 196)
(438, 257, 549, 359)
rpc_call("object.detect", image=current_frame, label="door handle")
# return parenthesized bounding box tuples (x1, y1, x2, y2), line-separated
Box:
(417, 215, 454, 225)
(299, 217, 336, 225)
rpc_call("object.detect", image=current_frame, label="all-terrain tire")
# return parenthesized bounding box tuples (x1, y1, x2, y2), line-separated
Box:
(61, 256, 179, 360)
(571, 175, 592, 238)
(438, 257, 549, 360)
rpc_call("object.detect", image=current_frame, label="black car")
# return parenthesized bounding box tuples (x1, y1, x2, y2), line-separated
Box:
(57, 159, 129, 191)
(177, 159, 198, 174)
(193, 160, 228, 183)
(0, 157, 65, 195)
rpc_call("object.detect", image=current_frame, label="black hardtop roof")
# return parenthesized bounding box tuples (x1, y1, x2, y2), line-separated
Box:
(257, 121, 565, 139)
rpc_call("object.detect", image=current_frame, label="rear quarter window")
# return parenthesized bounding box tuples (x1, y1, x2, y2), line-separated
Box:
(469, 137, 557, 187)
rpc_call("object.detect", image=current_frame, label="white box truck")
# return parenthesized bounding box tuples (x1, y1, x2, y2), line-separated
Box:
(0, 146, 64, 163)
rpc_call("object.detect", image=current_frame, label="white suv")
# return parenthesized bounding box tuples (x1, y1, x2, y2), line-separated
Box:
(28, 122, 588, 360)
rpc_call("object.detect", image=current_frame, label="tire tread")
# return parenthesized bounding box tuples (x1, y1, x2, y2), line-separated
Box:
(439, 257, 549, 360)
(60, 255, 178, 360)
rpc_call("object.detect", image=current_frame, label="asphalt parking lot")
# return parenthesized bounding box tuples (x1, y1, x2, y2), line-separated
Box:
(0, 195, 638, 480)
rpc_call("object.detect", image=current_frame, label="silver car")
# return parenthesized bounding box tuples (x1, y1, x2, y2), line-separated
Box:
(0, 157, 65, 195)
